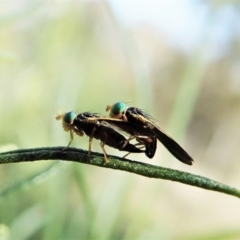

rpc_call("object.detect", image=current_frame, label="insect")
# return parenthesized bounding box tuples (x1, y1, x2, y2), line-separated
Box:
(56, 111, 146, 162)
(104, 102, 194, 165)
(105, 120, 157, 159)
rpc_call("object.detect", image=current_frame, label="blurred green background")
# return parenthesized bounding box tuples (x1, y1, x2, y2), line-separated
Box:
(1, 1, 240, 239)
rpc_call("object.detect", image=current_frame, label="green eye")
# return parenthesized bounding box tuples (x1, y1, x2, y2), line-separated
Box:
(111, 102, 126, 115)
(63, 111, 76, 124)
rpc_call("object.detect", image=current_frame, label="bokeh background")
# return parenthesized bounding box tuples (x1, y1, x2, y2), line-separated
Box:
(1, 0, 240, 239)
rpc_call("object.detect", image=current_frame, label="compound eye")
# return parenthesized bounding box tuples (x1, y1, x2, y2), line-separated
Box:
(63, 111, 77, 124)
(111, 102, 126, 115)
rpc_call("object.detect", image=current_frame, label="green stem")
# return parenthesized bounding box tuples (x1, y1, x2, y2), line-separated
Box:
(0, 147, 239, 199)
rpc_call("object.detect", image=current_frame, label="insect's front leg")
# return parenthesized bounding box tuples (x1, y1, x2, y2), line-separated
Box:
(121, 114, 128, 121)
(62, 129, 74, 151)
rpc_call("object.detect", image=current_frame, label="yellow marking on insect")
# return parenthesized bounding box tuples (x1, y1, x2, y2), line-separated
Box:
(86, 117, 99, 124)
(129, 113, 155, 129)
(106, 105, 112, 112)
(56, 115, 62, 120)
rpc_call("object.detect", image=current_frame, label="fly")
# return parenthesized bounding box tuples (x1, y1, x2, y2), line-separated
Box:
(56, 111, 146, 162)
(104, 102, 194, 165)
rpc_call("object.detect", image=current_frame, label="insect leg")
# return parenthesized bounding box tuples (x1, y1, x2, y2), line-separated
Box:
(121, 135, 148, 158)
(100, 141, 109, 163)
(122, 135, 136, 148)
(62, 129, 74, 151)
(123, 134, 151, 149)
(122, 144, 145, 159)
(88, 126, 97, 157)
(121, 114, 128, 121)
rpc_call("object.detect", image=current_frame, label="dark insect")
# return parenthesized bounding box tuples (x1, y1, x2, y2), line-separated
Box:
(103, 119, 157, 159)
(104, 102, 194, 165)
(56, 111, 145, 162)
(121, 133, 157, 159)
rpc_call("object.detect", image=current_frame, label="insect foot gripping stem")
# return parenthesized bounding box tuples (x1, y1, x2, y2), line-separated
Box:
(100, 141, 109, 163)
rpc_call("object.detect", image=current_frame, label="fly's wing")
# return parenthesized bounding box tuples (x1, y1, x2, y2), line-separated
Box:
(98, 118, 157, 159)
(151, 127, 193, 165)
(97, 117, 155, 136)
(132, 115, 193, 164)
(100, 116, 193, 165)
(126, 108, 194, 165)
(98, 119, 126, 133)
(128, 107, 153, 120)
(77, 112, 100, 120)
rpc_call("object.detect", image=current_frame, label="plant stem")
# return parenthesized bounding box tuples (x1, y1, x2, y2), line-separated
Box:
(0, 147, 240, 199)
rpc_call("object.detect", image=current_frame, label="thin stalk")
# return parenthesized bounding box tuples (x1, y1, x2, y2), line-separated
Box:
(0, 147, 240, 199)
